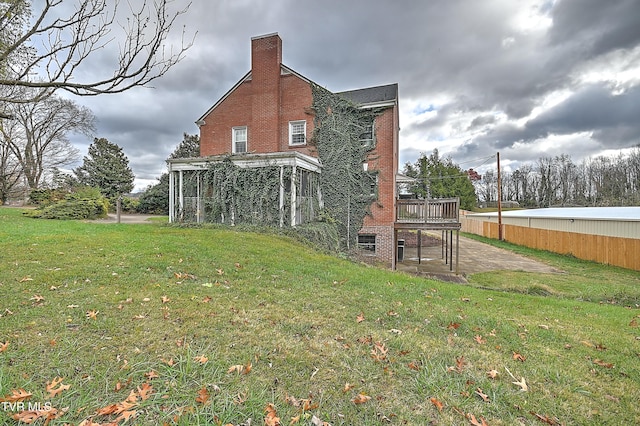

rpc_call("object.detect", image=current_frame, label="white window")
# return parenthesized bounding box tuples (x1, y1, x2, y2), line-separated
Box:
(359, 120, 375, 149)
(233, 126, 247, 153)
(289, 120, 306, 146)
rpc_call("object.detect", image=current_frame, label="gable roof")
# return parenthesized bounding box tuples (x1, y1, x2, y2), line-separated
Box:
(338, 83, 398, 108)
(196, 70, 397, 125)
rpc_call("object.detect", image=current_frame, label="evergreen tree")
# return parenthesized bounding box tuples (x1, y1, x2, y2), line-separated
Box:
(138, 133, 200, 214)
(169, 133, 200, 159)
(74, 138, 134, 199)
(404, 149, 477, 210)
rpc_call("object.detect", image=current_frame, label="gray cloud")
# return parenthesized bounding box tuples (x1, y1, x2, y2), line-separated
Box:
(49, 0, 640, 190)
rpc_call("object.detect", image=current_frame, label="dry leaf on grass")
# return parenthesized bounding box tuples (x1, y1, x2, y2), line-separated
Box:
(193, 355, 208, 364)
(0, 389, 32, 402)
(0, 341, 8, 352)
(46, 377, 70, 398)
(195, 387, 210, 405)
(352, 393, 371, 404)
(430, 397, 444, 412)
(264, 403, 281, 426)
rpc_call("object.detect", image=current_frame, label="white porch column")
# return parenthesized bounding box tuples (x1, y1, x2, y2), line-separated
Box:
(290, 165, 297, 227)
(168, 169, 175, 223)
(279, 166, 285, 228)
(178, 170, 184, 221)
(196, 172, 202, 223)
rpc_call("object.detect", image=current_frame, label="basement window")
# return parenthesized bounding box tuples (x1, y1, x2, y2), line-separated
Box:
(357, 234, 376, 252)
(233, 126, 247, 154)
(289, 120, 306, 146)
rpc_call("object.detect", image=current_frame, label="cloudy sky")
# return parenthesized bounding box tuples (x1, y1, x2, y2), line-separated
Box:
(62, 0, 640, 191)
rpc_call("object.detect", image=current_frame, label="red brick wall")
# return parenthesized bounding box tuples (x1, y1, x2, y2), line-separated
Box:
(363, 106, 398, 227)
(199, 34, 316, 158)
(279, 74, 315, 156)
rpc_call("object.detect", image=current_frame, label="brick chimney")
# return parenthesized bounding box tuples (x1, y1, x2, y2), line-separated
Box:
(251, 33, 282, 152)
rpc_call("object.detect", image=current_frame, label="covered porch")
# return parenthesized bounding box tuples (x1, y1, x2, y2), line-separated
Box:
(167, 152, 322, 226)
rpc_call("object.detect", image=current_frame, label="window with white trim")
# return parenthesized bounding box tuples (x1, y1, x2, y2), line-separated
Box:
(232, 126, 247, 153)
(289, 120, 306, 146)
(359, 119, 375, 149)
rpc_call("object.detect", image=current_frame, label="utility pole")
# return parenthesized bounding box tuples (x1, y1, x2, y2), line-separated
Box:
(497, 152, 503, 241)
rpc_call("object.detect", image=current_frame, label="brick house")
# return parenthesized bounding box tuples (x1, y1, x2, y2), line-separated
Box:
(168, 33, 457, 268)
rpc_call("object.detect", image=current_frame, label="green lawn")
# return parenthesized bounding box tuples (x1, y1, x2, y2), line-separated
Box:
(0, 207, 638, 425)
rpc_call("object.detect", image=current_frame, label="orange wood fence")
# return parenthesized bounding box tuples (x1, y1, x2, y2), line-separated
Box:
(461, 217, 640, 271)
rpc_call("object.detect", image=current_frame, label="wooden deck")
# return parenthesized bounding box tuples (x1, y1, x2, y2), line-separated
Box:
(394, 197, 462, 273)
(395, 198, 461, 229)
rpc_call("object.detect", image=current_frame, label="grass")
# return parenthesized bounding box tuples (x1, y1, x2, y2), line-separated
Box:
(0, 206, 639, 425)
(463, 233, 640, 306)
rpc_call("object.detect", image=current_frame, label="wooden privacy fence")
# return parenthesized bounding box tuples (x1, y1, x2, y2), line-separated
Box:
(461, 216, 640, 271)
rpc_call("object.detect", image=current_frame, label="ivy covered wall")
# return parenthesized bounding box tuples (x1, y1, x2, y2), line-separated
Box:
(310, 84, 382, 251)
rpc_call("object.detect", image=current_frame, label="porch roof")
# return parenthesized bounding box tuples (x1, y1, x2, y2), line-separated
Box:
(167, 151, 322, 173)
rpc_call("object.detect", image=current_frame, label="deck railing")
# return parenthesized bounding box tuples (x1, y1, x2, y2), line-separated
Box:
(396, 198, 460, 224)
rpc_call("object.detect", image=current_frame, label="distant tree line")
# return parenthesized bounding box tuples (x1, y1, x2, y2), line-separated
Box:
(476, 148, 640, 207)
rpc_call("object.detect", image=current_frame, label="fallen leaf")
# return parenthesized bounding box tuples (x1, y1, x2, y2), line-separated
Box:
(475, 387, 490, 402)
(195, 387, 210, 405)
(512, 352, 526, 362)
(356, 312, 365, 323)
(486, 369, 499, 379)
(430, 397, 443, 412)
(302, 398, 319, 411)
(0, 389, 32, 402)
(467, 413, 489, 426)
(630, 318, 638, 327)
(12, 406, 67, 424)
(144, 370, 159, 379)
(505, 367, 528, 391)
(161, 295, 170, 304)
(407, 361, 421, 371)
(593, 359, 614, 368)
(46, 377, 71, 398)
(264, 403, 281, 426)
(136, 383, 153, 401)
(86, 310, 98, 320)
(193, 355, 208, 364)
(311, 414, 330, 426)
(30, 294, 45, 302)
(115, 409, 137, 423)
(228, 364, 245, 374)
(202, 296, 212, 303)
(161, 357, 175, 367)
(352, 393, 371, 404)
(0, 341, 8, 352)
(447, 322, 461, 330)
(530, 411, 560, 425)
(343, 383, 355, 393)
(474, 335, 486, 344)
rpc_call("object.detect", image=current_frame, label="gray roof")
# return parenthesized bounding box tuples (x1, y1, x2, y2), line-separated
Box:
(338, 83, 398, 106)
(471, 207, 640, 222)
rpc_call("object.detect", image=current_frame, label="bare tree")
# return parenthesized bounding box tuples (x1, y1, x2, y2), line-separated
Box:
(0, 0, 193, 105)
(1, 93, 95, 189)
(0, 132, 23, 203)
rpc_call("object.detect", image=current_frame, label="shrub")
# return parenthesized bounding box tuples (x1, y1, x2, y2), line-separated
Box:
(290, 221, 341, 253)
(25, 187, 109, 220)
(28, 188, 67, 206)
